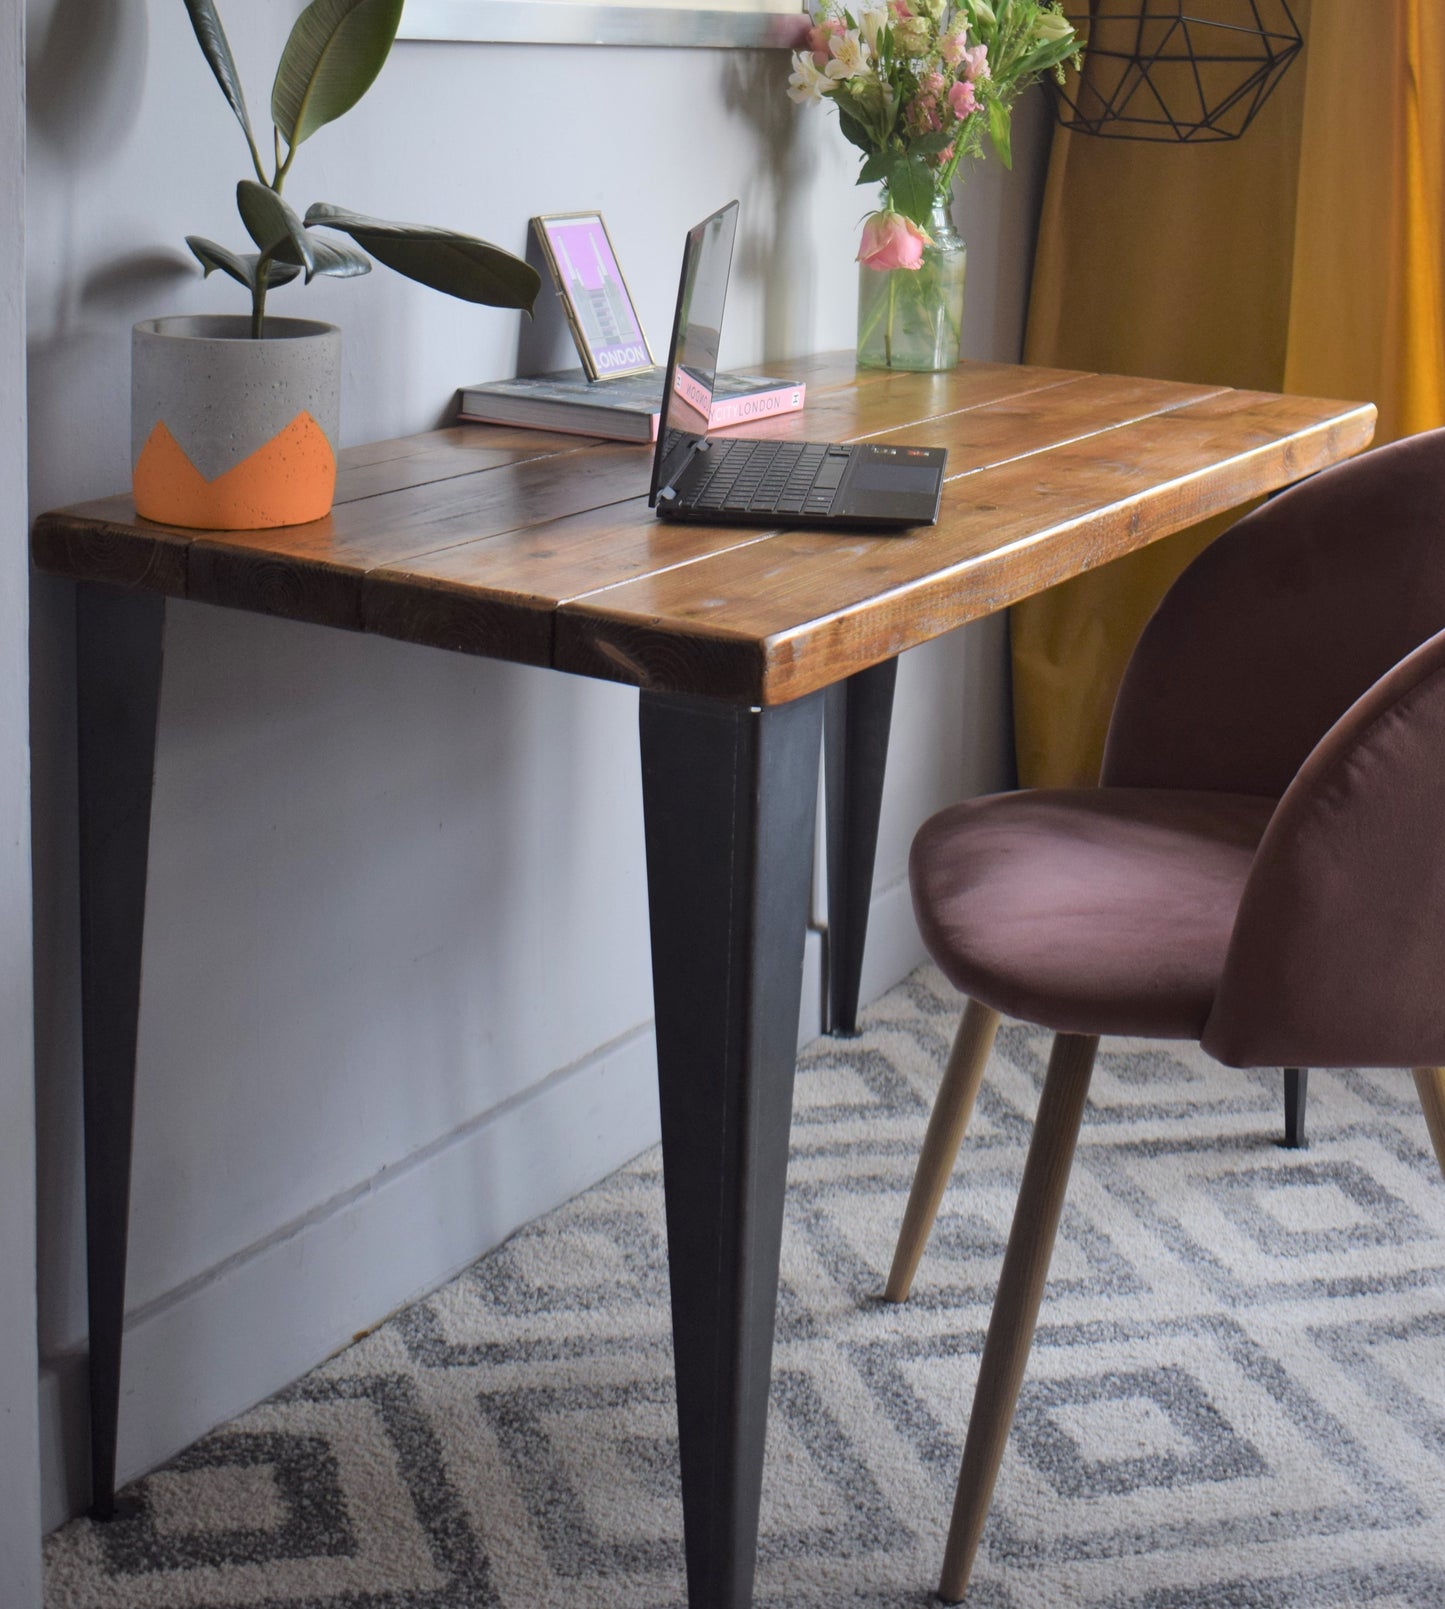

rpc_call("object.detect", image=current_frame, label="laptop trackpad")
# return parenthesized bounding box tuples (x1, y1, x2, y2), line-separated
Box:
(852, 460, 941, 495)
(840, 444, 946, 525)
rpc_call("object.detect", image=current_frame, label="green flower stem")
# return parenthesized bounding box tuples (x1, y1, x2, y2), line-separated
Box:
(875, 273, 888, 368)
(856, 264, 900, 355)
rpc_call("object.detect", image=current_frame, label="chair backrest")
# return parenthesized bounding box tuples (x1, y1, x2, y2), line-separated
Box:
(1203, 624, 1445, 1068)
(1102, 427, 1445, 798)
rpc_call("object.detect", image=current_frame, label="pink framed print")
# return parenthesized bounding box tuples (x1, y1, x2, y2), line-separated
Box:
(532, 212, 654, 380)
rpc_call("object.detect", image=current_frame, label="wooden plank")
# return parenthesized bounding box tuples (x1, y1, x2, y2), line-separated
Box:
(334, 424, 607, 504)
(183, 439, 654, 633)
(31, 498, 191, 597)
(27, 427, 601, 591)
(553, 392, 1378, 704)
(362, 497, 770, 660)
(356, 370, 1180, 661)
(711, 360, 1086, 444)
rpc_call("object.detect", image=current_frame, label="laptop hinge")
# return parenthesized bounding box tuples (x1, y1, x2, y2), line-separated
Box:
(661, 437, 709, 502)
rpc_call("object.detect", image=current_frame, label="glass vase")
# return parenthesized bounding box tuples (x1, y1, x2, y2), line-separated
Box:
(856, 197, 967, 372)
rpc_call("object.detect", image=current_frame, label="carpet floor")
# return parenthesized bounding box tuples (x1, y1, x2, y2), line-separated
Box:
(43, 965, 1445, 1607)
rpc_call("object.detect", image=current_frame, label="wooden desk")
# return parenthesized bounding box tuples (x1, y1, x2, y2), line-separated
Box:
(33, 354, 1375, 1609)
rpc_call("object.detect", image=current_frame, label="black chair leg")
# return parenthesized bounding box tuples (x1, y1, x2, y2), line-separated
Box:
(1283, 1067, 1308, 1149)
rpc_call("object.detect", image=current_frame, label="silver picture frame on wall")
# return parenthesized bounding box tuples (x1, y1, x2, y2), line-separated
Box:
(398, 0, 808, 49)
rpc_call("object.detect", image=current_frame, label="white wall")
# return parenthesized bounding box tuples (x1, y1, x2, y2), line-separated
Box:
(2, 0, 40, 1601)
(26, 0, 1048, 1529)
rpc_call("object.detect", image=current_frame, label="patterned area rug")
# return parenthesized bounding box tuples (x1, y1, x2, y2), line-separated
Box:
(45, 966, 1445, 1607)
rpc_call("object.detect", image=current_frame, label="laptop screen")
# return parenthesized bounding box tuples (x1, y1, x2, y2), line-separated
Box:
(648, 201, 740, 506)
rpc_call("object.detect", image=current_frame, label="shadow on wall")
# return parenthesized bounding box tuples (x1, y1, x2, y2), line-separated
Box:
(514, 228, 580, 379)
(25, 0, 191, 329)
(27, 0, 148, 163)
(722, 49, 815, 363)
(25, 0, 190, 510)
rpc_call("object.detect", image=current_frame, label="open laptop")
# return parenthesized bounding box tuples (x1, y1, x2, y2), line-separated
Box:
(649, 201, 948, 530)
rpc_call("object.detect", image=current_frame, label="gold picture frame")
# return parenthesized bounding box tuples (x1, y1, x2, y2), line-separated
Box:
(530, 213, 655, 381)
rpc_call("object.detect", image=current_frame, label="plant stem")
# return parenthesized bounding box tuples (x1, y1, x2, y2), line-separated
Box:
(251, 253, 274, 340)
(273, 129, 297, 192)
(244, 130, 268, 188)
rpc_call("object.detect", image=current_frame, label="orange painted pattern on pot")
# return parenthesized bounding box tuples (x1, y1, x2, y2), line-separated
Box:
(133, 411, 336, 530)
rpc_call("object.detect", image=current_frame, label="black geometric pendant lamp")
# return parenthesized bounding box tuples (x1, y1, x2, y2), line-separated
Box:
(1052, 1, 1303, 142)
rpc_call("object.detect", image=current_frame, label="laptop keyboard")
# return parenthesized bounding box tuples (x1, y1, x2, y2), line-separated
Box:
(675, 440, 851, 517)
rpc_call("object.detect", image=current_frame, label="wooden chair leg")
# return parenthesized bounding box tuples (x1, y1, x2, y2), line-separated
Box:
(938, 1031, 1099, 1605)
(1411, 1068, 1445, 1181)
(883, 999, 1001, 1303)
(1283, 1067, 1308, 1149)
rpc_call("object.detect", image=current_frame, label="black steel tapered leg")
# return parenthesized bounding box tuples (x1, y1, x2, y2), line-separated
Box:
(823, 656, 897, 1036)
(1283, 1067, 1308, 1149)
(639, 689, 823, 1609)
(76, 583, 165, 1520)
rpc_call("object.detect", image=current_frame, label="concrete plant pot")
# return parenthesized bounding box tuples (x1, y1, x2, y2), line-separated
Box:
(131, 315, 341, 530)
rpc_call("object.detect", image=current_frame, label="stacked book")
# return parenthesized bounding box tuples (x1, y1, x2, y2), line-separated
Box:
(458, 366, 806, 444)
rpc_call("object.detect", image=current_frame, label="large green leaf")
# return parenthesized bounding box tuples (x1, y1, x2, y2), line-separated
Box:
(305, 205, 540, 311)
(888, 156, 934, 227)
(275, 231, 374, 280)
(182, 0, 257, 152)
(186, 235, 302, 292)
(986, 96, 1012, 168)
(237, 181, 317, 279)
(835, 106, 876, 156)
(1012, 37, 1078, 80)
(271, 0, 405, 149)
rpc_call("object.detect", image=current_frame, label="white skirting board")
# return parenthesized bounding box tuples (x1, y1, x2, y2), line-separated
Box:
(38, 906, 926, 1532)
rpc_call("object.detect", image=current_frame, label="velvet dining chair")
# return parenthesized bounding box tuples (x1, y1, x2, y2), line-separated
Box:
(880, 426, 1445, 1603)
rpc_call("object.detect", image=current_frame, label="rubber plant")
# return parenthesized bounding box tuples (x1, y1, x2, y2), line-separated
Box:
(182, 0, 540, 337)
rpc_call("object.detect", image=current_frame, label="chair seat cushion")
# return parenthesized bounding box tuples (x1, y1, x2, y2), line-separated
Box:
(910, 789, 1278, 1039)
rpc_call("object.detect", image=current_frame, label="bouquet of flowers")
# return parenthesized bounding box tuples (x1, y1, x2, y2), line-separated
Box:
(789, 0, 1079, 366)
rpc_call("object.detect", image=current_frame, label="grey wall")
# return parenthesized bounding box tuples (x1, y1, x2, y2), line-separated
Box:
(26, 0, 1048, 1529)
(2, 0, 40, 1600)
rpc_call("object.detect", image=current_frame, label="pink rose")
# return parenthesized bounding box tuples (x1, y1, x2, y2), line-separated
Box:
(807, 18, 845, 61)
(948, 78, 978, 118)
(857, 210, 931, 271)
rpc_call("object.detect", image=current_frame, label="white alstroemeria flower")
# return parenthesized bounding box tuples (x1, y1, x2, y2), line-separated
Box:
(1033, 7, 1073, 42)
(858, 5, 887, 50)
(826, 28, 869, 80)
(788, 51, 832, 103)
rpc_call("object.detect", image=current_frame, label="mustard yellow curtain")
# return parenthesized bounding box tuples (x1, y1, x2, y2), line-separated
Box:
(1011, 0, 1445, 788)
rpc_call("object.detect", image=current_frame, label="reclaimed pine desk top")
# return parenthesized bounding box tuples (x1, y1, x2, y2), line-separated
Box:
(33, 353, 1377, 705)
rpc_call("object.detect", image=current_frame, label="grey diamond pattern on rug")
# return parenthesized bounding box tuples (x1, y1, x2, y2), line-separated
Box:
(44, 966, 1445, 1607)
